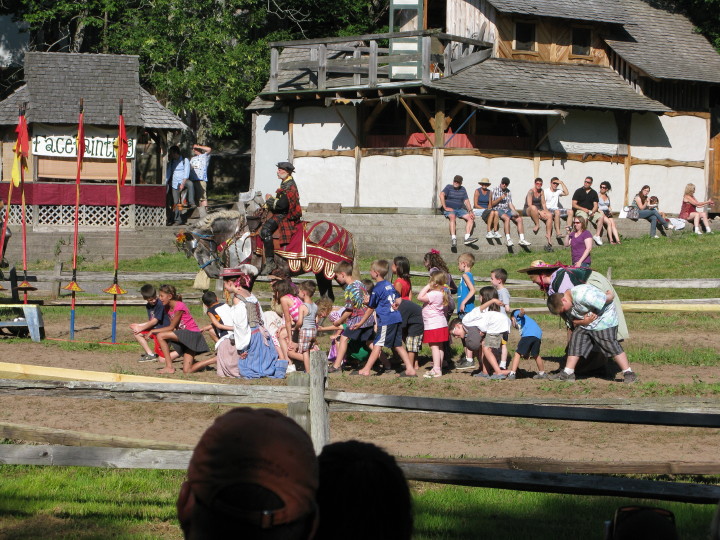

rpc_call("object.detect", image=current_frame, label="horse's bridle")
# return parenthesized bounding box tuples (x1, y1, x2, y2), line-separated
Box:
(190, 226, 254, 271)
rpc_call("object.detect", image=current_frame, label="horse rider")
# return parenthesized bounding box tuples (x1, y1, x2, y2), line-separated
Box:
(260, 161, 302, 275)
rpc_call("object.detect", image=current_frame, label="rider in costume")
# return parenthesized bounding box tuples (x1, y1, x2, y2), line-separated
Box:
(260, 161, 302, 275)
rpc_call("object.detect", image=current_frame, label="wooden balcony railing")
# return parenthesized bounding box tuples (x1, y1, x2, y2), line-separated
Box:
(267, 29, 492, 92)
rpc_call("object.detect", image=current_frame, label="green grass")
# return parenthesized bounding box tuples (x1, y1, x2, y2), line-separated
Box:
(0, 467, 716, 539)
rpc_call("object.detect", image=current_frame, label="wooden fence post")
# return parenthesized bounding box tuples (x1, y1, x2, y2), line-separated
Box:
(51, 261, 63, 299)
(309, 350, 330, 453)
(287, 372, 310, 435)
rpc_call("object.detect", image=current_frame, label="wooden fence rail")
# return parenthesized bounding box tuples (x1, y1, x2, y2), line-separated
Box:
(1, 445, 719, 504)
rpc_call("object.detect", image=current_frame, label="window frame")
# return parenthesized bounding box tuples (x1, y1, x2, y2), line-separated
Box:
(513, 20, 537, 53)
(570, 26, 593, 58)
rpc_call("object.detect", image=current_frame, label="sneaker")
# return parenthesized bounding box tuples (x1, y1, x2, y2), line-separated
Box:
(506, 373, 516, 380)
(485, 231, 494, 239)
(473, 372, 490, 379)
(423, 370, 442, 379)
(653, 234, 660, 239)
(518, 239, 531, 246)
(533, 372, 548, 380)
(544, 243, 554, 252)
(489, 373, 507, 380)
(666, 223, 675, 230)
(286, 363, 297, 374)
(138, 353, 158, 363)
(506, 238, 514, 247)
(493, 231, 502, 239)
(593, 235, 603, 246)
(451, 238, 457, 248)
(695, 228, 703, 235)
(498, 363, 507, 370)
(455, 359, 475, 371)
(623, 371, 638, 383)
(548, 371, 575, 381)
(464, 236, 478, 245)
(706, 228, 713, 234)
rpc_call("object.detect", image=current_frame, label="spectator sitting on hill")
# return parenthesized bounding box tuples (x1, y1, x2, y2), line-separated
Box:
(439, 175, 478, 248)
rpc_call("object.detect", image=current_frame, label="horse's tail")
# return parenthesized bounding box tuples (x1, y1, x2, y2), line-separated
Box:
(350, 232, 360, 281)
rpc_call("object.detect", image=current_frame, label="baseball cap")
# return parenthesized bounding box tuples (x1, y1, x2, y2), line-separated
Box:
(187, 408, 319, 528)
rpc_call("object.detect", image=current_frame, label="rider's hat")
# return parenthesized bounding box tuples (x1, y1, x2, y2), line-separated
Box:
(276, 161, 295, 173)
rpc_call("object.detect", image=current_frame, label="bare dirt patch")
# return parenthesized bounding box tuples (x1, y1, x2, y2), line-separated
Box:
(1, 314, 718, 464)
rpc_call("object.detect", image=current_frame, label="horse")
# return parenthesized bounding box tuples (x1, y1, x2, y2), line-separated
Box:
(177, 191, 358, 300)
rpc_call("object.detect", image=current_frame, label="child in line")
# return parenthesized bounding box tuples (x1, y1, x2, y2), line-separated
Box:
(294, 281, 318, 373)
(504, 308, 546, 380)
(326, 261, 376, 373)
(149, 284, 209, 374)
(200, 291, 233, 345)
(271, 279, 303, 364)
(316, 297, 343, 365)
(392, 256, 413, 301)
(395, 297, 424, 371)
(547, 284, 637, 383)
(455, 253, 477, 371)
(130, 284, 172, 363)
(418, 270, 450, 378)
(351, 259, 417, 377)
(449, 306, 509, 379)
(423, 249, 457, 302)
(490, 267, 511, 369)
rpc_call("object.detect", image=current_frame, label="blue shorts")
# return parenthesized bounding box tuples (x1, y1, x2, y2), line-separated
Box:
(496, 209, 515, 219)
(342, 325, 375, 343)
(443, 208, 470, 219)
(516, 336, 541, 357)
(373, 322, 403, 348)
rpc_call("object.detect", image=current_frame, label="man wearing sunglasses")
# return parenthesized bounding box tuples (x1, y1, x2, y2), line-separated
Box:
(571, 177, 601, 241)
(544, 177, 569, 239)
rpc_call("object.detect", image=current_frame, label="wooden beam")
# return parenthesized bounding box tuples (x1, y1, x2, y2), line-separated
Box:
(0, 378, 309, 404)
(0, 421, 193, 450)
(269, 48, 279, 93)
(612, 278, 720, 288)
(399, 97, 433, 146)
(0, 363, 208, 385)
(398, 463, 720, 504)
(449, 48, 491, 73)
(324, 391, 720, 427)
(309, 350, 330, 453)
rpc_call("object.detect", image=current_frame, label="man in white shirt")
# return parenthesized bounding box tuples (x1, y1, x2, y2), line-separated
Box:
(190, 144, 212, 217)
(544, 177, 569, 239)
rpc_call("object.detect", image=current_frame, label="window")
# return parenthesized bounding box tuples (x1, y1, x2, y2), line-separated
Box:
(572, 27, 591, 56)
(514, 22, 536, 51)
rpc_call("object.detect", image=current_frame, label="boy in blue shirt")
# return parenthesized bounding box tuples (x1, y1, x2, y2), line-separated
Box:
(130, 284, 171, 362)
(455, 252, 477, 371)
(506, 308, 546, 380)
(351, 259, 417, 377)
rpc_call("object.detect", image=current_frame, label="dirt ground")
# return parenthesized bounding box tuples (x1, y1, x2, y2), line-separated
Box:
(1, 314, 719, 465)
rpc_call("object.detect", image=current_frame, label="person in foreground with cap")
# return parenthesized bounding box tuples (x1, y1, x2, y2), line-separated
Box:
(439, 175, 478, 248)
(260, 162, 303, 275)
(177, 407, 319, 539)
(473, 178, 499, 239)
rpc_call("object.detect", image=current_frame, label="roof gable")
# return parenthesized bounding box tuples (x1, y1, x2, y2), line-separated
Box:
(486, 0, 629, 24)
(24, 52, 143, 126)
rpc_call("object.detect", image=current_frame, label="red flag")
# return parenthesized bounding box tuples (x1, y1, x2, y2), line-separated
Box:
(11, 114, 29, 187)
(115, 114, 128, 186)
(75, 111, 85, 184)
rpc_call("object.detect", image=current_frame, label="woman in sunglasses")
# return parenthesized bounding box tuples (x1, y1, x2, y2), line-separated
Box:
(564, 216, 593, 268)
(596, 181, 621, 244)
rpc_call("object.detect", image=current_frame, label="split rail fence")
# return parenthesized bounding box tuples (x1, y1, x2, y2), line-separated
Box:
(1, 352, 720, 505)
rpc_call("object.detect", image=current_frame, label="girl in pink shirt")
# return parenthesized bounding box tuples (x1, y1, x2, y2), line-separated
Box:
(150, 284, 209, 374)
(417, 270, 450, 379)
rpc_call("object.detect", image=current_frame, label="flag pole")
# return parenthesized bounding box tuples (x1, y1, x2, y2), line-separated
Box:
(103, 99, 127, 343)
(13, 103, 36, 303)
(64, 99, 85, 339)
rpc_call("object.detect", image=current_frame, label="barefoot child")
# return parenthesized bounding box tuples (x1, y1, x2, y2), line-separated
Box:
(130, 284, 171, 363)
(326, 261, 376, 373)
(418, 270, 450, 378)
(506, 309, 546, 380)
(455, 253, 477, 371)
(351, 259, 417, 377)
(150, 284, 209, 374)
(294, 281, 318, 372)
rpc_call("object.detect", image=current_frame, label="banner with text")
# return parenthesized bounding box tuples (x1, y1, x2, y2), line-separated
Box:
(32, 124, 136, 160)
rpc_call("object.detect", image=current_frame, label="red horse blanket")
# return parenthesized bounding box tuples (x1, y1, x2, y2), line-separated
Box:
(276, 221, 353, 278)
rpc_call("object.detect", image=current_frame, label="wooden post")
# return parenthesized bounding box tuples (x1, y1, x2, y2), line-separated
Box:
(269, 47, 279, 93)
(51, 261, 63, 299)
(421, 36, 431, 84)
(318, 44, 327, 90)
(353, 48, 361, 85)
(308, 350, 330, 453)
(369, 40, 378, 87)
(287, 371, 310, 434)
